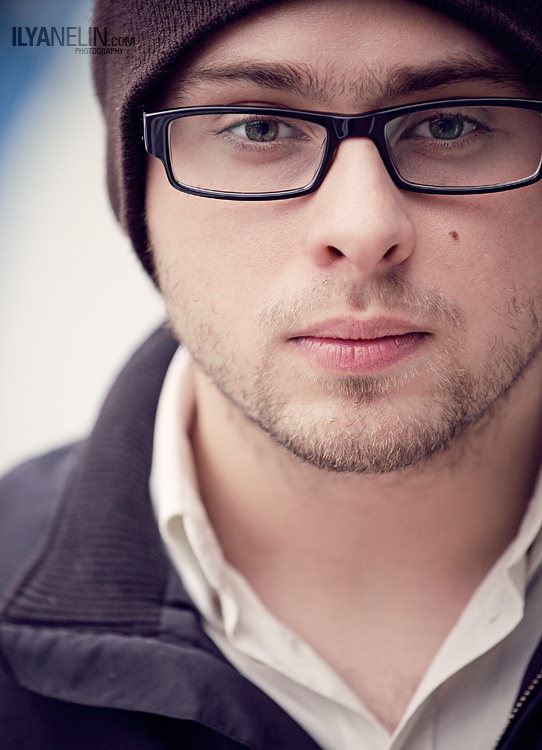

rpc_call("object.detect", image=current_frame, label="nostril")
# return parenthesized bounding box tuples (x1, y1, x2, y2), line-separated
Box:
(384, 244, 398, 259)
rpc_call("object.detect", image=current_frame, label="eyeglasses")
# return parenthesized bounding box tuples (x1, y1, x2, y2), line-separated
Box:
(142, 97, 542, 200)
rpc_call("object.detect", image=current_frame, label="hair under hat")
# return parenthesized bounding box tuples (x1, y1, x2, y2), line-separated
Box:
(92, 0, 542, 280)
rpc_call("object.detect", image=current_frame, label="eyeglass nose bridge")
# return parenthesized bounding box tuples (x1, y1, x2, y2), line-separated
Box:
(331, 114, 378, 140)
(324, 113, 392, 186)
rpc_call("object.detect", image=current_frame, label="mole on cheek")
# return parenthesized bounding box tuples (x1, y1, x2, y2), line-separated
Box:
(449, 231, 459, 241)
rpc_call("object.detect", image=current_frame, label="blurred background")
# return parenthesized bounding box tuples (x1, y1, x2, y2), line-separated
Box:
(0, 0, 165, 474)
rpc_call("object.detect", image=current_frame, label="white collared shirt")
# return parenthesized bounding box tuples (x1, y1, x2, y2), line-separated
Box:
(150, 346, 542, 750)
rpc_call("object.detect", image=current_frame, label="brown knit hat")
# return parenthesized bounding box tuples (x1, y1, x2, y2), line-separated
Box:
(92, 0, 542, 279)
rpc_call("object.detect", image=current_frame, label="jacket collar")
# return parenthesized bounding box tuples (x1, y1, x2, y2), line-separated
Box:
(0, 326, 322, 750)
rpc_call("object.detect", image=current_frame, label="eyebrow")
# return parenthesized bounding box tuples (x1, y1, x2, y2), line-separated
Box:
(381, 55, 532, 101)
(171, 53, 533, 107)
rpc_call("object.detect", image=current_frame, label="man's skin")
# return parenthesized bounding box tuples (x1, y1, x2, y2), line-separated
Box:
(146, 0, 542, 732)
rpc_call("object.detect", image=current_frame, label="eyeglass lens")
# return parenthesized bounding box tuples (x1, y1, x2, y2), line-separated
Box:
(167, 105, 542, 195)
(168, 113, 328, 193)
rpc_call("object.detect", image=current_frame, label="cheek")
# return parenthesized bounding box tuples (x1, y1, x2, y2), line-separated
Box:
(146, 161, 304, 334)
(413, 189, 542, 309)
(397, 187, 542, 366)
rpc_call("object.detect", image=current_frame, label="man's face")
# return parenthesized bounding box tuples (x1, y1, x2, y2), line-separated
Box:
(146, 0, 542, 474)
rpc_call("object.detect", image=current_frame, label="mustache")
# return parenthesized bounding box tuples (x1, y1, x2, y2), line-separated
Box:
(257, 271, 466, 334)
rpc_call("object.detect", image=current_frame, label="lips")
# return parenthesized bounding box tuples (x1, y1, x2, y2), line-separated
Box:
(289, 317, 428, 372)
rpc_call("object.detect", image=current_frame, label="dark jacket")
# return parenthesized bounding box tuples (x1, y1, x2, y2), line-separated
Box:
(0, 326, 541, 750)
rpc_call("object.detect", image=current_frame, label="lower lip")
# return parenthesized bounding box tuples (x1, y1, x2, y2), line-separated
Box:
(292, 332, 426, 372)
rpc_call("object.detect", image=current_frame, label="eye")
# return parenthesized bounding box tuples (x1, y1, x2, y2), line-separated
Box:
(411, 114, 477, 140)
(226, 118, 303, 142)
(240, 120, 279, 142)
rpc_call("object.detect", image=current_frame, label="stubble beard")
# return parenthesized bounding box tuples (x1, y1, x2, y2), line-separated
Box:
(172, 273, 542, 475)
(246, 348, 504, 474)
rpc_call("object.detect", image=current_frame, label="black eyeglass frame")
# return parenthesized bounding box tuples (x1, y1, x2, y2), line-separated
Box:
(142, 97, 542, 200)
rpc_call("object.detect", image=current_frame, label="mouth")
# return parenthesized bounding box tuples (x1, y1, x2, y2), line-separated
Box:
(288, 317, 430, 373)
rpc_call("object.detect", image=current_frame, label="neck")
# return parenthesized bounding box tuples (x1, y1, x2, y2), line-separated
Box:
(192, 362, 542, 572)
(190, 361, 542, 729)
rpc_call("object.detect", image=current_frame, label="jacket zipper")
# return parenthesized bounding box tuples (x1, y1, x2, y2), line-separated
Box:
(492, 668, 542, 749)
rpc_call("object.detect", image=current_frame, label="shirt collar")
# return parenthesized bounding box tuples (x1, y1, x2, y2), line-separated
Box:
(150, 345, 542, 725)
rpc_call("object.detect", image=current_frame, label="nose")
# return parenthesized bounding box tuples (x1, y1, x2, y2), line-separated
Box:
(305, 138, 415, 275)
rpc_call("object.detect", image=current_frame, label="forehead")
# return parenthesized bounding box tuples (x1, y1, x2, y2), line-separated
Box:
(167, 0, 525, 109)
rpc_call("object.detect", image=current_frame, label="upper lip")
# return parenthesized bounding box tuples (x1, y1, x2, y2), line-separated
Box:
(289, 316, 425, 340)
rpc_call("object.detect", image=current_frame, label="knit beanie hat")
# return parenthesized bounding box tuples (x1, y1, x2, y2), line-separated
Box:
(92, 0, 542, 280)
